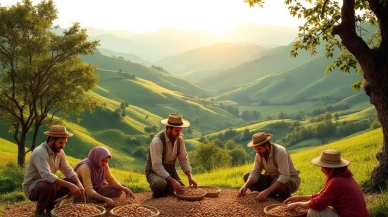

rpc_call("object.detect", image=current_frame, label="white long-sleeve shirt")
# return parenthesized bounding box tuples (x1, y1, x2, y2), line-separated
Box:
(149, 131, 192, 178)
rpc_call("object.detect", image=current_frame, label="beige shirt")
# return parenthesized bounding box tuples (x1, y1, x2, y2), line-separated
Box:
(248, 143, 299, 184)
(76, 164, 120, 198)
(149, 131, 191, 178)
(23, 142, 77, 197)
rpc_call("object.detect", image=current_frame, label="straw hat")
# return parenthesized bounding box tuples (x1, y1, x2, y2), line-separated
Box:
(44, 125, 73, 138)
(247, 132, 273, 147)
(160, 113, 190, 128)
(311, 149, 350, 168)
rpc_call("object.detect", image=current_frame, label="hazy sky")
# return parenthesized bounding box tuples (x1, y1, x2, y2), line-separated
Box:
(2, 0, 305, 33)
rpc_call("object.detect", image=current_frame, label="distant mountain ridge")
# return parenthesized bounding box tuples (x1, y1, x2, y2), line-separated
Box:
(155, 43, 267, 76)
(85, 23, 297, 62)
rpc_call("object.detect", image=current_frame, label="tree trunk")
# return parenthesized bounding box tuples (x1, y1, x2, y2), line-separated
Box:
(31, 124, 41, 151)
(366, 95, 388, 191)
(17, 131, 27, 166)
(364, 54, 388, 191)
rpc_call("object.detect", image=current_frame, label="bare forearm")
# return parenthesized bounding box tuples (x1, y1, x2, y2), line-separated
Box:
(266, 181, 283, 194)
(243, 178, 257, 188)
(53, 178, 75, 188)
(185, 171, 193, 179)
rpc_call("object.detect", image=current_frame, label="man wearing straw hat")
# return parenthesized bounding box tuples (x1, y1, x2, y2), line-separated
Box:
(23, 125, 85, 217)
(145, 113, 197, 198)
(237, 132, 300, 201)
(284, 149, 369, 217)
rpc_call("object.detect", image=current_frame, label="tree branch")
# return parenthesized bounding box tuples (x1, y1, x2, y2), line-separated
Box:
(368, 0, 388, 45)
(320, 0, 330, 19)
(332, 0, 371, 68)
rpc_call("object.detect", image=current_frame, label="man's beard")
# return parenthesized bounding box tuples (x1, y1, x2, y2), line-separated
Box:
(52, 145, 61, 153)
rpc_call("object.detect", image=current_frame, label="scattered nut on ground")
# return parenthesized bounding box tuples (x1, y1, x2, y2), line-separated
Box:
(1, 189, 283, 217)
(52, 203, 102, 217)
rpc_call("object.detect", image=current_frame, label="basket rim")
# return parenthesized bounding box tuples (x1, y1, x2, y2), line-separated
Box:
(51, 203, 106, 217)
(198, 185, 221, 193)
(174, 187, 207, 201)
(264, 203, 307, 217)
(110, 204, 160, 216)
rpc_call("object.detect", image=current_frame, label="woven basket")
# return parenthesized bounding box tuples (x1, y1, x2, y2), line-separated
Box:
(174, 187, 207, 201)
(51, 203, 106, 217)
(110, 204, 160, 217)
(198, 186, 221, 198)
(264, 204, 307, 217)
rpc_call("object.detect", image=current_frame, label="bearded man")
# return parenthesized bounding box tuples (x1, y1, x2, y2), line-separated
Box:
(237, 132, 301, 201)
(23, 125, 85, 217)
(145, 113, 197, 198)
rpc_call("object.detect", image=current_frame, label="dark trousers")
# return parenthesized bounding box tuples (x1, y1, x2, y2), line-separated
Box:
(28, 181, 71, 213)
(146, 164, 184, 197)
(243, 172, 300, 199)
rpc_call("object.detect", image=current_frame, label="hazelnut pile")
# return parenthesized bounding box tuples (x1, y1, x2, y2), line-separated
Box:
(52, 203, 102, 217)
(267, 205, 307, 216)
(110, 203, 156, 217)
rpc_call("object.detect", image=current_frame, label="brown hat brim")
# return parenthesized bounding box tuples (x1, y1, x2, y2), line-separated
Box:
(161, 119, 190, 128)
(311, 157, 350, 168)
(44, 131, 73, 138)
(247, 134, 273, 147)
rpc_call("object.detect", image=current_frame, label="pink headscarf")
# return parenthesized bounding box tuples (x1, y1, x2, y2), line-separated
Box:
(74, 146, 112, 189)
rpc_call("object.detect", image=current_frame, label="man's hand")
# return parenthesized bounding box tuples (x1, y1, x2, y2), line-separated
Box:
(237, 186, 247, 197)
(255, 189, 269, 202)
(68, 184, 83, 197)
(172, 180, 185, 195)
(188, 177, 197, 188)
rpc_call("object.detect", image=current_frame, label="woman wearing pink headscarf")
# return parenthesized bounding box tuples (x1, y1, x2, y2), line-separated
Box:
(74, 146, 135, 207)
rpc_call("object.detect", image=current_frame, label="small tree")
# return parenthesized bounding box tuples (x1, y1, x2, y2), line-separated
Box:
(0, 0, 99, 166)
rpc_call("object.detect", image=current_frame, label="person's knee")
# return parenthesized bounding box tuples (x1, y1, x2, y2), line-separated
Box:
(42, 182, 56, 194)
(151, 178, 167, 192)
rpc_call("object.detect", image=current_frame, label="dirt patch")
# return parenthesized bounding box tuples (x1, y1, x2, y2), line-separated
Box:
(1, 189, 282, 217)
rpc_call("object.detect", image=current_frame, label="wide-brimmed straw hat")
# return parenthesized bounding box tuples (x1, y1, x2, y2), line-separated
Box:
(247, 132, 273, 147)
(44, 125, 73, 138)
(311, 149, 350, 168)
(160, 113, 190, 128)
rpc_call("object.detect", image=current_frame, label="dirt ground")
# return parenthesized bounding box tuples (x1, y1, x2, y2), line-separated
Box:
(1, 189, 284, 217)
(1, 189, 378, 217)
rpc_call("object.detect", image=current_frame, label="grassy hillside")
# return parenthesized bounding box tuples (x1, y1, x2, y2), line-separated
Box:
(98, 48, 152, 66)
(217, 56, 363, 105)
(155, 43, 266, 76)
(198, 44, 314, 93)
(81, 52, 214, 98)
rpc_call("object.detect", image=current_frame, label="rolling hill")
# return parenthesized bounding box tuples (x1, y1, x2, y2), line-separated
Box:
(81, 52, 215, 98)
(216, 56, 363, 105)
(154, 43, 267, 76)
(197, 44, 316, 93)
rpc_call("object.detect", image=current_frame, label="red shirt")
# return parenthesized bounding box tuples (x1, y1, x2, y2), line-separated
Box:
(309, 170, 369, 217)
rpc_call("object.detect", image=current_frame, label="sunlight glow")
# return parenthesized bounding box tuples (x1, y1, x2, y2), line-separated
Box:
(2, 0, 305, 33)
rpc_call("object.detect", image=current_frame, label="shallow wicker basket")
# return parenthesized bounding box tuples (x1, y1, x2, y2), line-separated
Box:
(264, 204, 307, 217)
(198, 185, 221, 198)
(109, 204, 160, 217)
(51, 203, 106, 217)
(174, 187, 207, 201)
